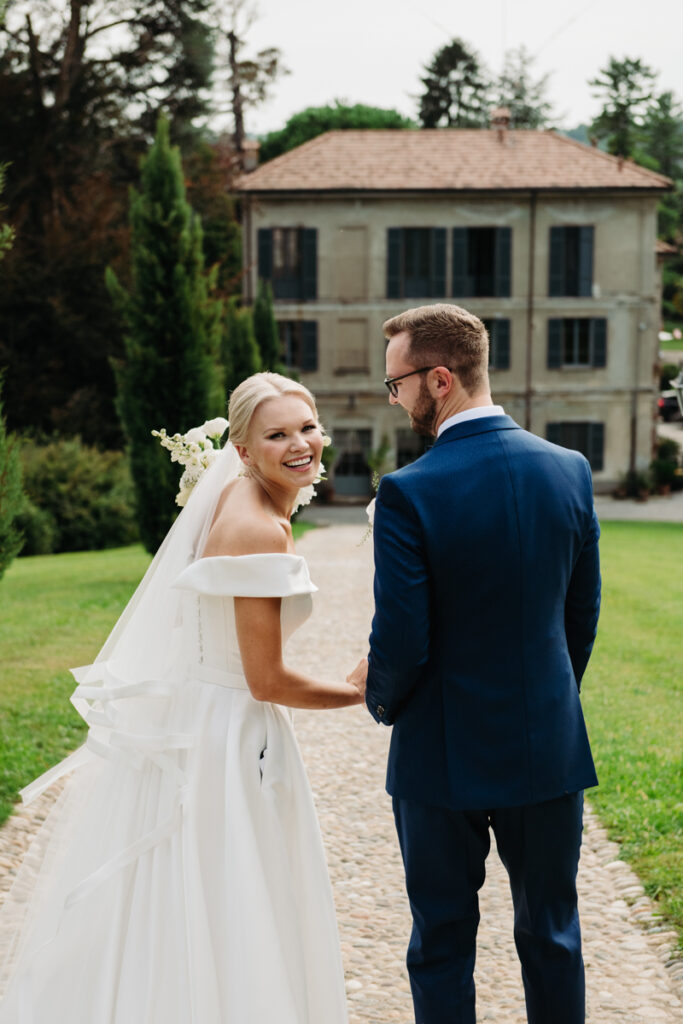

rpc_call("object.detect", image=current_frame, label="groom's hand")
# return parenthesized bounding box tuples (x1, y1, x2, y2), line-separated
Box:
(347, 658, 368, 702)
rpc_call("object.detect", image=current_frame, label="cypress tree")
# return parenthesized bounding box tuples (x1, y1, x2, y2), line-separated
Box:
(252, 279, 284, 372)
(222, 298, 262, 399)
(106, 116, 223, 552)
(0, 373, 24, 579)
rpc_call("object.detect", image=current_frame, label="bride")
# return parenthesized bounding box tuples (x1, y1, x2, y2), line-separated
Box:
(0, 372, 366, 1023)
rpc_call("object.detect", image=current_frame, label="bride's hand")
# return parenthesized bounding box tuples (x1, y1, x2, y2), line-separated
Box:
(346, 657, 368, 703)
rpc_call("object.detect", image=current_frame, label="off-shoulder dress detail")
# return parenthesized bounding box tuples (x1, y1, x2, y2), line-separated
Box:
(0, 554, 348, 1024)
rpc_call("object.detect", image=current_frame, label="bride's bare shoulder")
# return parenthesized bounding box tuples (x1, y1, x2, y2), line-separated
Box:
(202, 479, 288, 557)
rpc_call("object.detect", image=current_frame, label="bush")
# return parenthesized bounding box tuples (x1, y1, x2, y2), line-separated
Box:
(0, 373, 24, 578)
(659, 362, 680, 390)
(650, 437, 682, 492)
(15, 498, 58, 555)
(18, 437, 139, 553)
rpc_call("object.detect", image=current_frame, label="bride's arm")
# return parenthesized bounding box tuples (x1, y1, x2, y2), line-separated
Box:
(235, 595, 366, 709)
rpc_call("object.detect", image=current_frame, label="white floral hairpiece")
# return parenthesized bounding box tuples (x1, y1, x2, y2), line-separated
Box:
(152, 418, 229, 506)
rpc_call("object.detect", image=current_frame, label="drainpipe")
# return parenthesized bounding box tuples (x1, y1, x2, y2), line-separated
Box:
(525, 191, 537, 430)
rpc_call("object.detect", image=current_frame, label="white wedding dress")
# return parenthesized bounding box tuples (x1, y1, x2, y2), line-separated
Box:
(0, 550, 349, 1023)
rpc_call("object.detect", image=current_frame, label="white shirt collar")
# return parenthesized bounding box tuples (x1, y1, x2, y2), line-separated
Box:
(437, 405, 505, 438)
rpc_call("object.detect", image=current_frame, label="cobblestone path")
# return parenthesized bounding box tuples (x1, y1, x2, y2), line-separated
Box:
(1, 523, 681, 1022)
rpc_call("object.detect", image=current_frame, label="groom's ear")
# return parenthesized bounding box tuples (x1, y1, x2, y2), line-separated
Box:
(432, 366, 454, 396)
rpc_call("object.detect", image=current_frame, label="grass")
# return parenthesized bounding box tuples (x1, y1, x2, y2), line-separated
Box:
(0, 521, 680, 943)
(582, 521, 683, 944)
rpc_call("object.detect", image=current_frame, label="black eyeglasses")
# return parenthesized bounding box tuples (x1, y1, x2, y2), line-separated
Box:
(383, 366, 439, 397)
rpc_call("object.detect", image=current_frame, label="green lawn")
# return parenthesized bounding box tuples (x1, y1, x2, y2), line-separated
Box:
(581, 522, 682, 944)
(0, 521, 681, 942)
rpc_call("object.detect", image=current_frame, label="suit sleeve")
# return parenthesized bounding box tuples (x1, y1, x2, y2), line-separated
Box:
(564, 462, 601, 690)
(366, 474, 431, 725)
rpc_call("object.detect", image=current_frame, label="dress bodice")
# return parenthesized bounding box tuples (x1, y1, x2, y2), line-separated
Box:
(172, 554, 318, 679)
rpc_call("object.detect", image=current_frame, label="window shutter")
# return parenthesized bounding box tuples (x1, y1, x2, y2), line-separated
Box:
(578, 226, 594, 297)
(588, 423, 604, 471)
(301, 321, 318, 372)
(546, 422, 562, 446)
(452, 228, 469, 297)
(547, 319, 563, 369)
(494, 319, 511, 369)
(431, 228, 446, 297)
(591, 318, 607, 367)
(548, 226, 565, 296)
(257, 228, 273, 281)
(387, 229, 403, 299)
(301, 228, 317, 300)
(494, 228, 512, 297)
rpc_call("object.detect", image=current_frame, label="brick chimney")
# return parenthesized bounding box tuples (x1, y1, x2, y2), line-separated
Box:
(490, 107, 511, 141)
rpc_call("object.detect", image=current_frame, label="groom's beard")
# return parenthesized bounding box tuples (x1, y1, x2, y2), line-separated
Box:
(409, 379, 437, 437)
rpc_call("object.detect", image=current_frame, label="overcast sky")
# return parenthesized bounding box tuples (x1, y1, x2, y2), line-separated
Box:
(236, 0, 683, 137)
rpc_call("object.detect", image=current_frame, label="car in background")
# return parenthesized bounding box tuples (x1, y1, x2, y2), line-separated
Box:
(658, 390, 682, 421)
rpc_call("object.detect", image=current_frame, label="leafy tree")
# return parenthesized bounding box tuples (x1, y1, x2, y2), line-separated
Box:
(496, 46, 554, 129)
(589, 56, 657, 157)
(252, 280, 283, 372)
(418, 38, 492, 129)
(0, 1, 219, 447)
(0, 162, 12, 262)
(220, 0, 287, 156)
(185, 140, 243, 296)
(0, 374, 24, 578)
(107, 117, 223, 552)
(641, 91, 683, 180)
(222, 298, 261, 399)
(260, 101, 416, 163)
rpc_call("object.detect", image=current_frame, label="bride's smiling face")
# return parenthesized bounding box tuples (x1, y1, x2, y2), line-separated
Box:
(239, 395, 324, 491)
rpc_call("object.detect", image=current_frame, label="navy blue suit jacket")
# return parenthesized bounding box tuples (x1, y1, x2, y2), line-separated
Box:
(366, 415, 600, 811)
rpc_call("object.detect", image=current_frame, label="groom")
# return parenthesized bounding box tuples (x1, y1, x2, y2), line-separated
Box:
(364, 303, 601, 1024)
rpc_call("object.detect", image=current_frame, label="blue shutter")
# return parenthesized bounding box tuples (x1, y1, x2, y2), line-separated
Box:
(546, 422, 562, 446)
(549, 226, 565, 296)
(591, 318, 607, 367)
(387, 228, 402, 298)
(257, 229, 273, 281)
(494, 319, 510, 369)
(495, 228, 511, 297)
(301, 228, 317, 300)
(301, 322, 318, 372)
(588, 422, 604, 471)
(578, 226, 594, 297)
(547, 319, 563, 369)
(431, 228, 446, 297)
(452, 228, 469, 296)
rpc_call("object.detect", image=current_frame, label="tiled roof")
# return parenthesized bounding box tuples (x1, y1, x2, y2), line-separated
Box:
(239, 130, 671, 193)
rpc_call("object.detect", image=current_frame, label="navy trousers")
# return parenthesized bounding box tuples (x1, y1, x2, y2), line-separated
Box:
(393, 792, 585, 1024)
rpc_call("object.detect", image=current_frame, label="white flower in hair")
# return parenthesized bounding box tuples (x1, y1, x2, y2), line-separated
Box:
(152, 422, 228, 506)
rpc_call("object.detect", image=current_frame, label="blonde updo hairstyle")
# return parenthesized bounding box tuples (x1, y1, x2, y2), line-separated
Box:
(227, 372, 321, 448)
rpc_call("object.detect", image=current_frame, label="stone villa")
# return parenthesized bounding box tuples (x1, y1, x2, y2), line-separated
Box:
(238, 127, 671, 495)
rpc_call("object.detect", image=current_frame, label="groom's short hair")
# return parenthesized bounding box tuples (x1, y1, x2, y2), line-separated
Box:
(383, 303, 490, 395)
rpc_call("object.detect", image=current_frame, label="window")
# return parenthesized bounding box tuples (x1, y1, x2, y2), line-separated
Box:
(548, 226, 593, 297)
(257, 228, 317, 301)
(546, 422, 604, 471)
(387, 228, 446, 299)
(278, 321, 318, 372)
(452, 227, 511, 298)
(396, 429, 430, 469)
(547, 318, 607, 369)
(482, 319, 511, 370)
